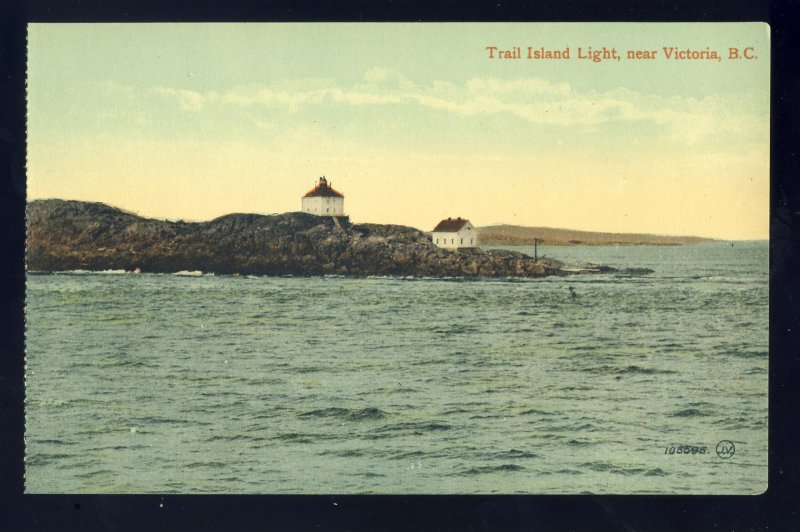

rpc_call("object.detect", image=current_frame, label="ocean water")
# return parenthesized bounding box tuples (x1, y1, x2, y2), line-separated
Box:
(24, 242, 768, 494)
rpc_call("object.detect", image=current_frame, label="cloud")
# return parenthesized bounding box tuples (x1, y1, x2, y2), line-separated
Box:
(151, 86, 215, 111)
(148, 68, 766, 145)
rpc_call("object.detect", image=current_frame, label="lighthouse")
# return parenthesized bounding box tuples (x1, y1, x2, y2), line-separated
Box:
(301, 176, 345, 216)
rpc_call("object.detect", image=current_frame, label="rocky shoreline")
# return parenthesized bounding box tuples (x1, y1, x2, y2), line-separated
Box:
(26, 200, 652, 278)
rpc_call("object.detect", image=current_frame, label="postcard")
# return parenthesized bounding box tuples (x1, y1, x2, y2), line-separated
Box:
(24, 22, 769, 494)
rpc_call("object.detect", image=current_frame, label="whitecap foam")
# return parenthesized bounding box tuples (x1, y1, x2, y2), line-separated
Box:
(173, 270, 203, 277)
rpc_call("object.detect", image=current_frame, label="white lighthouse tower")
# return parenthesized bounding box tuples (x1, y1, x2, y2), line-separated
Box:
(301, 176, 345, 216)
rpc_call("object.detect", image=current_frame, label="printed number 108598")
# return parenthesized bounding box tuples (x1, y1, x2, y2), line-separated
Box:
(665, 445, 707, 455)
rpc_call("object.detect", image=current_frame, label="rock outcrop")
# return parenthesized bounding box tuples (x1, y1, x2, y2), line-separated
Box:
(26, 200, 570, 277)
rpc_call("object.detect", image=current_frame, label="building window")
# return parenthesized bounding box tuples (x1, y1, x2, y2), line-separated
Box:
(451, 238, 454, 244)
(327, 208, 330, 213)
(436, 239, 439, 244)
(471, 238, 473, 244)
(461, 238, 463, 244)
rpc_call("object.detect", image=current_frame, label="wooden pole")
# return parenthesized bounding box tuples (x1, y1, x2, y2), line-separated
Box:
(534, 238, 538, 261)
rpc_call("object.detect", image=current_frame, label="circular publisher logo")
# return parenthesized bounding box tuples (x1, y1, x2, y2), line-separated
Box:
(716, 440, 736, 459)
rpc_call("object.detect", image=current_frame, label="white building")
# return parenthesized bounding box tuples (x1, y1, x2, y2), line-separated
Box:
(301, 176, 345, 216)
(432, 217, 478, 249)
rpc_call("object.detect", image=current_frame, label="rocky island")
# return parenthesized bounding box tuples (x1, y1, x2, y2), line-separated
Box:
(26, 199, 652, 278)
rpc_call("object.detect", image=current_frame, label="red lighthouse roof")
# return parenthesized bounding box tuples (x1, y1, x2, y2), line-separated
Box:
(432, 217, 470, 232)
(303, 176, 344, 198)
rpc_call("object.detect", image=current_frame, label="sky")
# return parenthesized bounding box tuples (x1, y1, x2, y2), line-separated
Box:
(27, 23, 770, 239)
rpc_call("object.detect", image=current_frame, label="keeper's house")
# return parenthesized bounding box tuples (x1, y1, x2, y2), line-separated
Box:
(432, 217, 478, 249)
(301, 176, 344, 216)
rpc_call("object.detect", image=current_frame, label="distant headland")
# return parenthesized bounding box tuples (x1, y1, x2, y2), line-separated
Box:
(477, 224, 714, 247)
(26, 199, 654, 278)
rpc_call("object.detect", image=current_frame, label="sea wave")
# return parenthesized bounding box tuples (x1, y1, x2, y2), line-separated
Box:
(174, 270, 204, 276)
(298, 407, 387, 421)
(460, 464, 526, 475)
(51, 269, 131, 275)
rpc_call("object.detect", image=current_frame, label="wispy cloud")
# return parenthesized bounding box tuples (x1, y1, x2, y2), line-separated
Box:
(151, 86, 214, 111)
(146, 67, 766, 145)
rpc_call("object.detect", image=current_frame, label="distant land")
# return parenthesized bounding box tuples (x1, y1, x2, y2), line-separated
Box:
(477, 225, 715, 246)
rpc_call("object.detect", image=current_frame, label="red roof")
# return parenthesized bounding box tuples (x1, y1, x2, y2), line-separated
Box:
(303, 182, 344, 198)
(432, 217, 471, 232)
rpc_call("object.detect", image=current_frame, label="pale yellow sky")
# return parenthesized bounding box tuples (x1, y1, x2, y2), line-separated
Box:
(27, 23, 770, 239)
